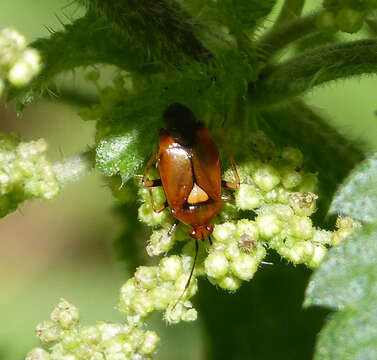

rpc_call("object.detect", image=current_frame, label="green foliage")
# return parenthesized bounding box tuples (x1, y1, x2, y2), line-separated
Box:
(3, 0, 377, 358)
(330, 152, 377, 222)
(217, 0, 277, 34)
(305, 223, 377, 360)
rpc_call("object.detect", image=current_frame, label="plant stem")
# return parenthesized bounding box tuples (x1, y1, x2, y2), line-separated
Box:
(275, 0, 306, 26)
(53, 150, 94, 187)
(250, 39, 377, 107)
(257, 11, 322, 60)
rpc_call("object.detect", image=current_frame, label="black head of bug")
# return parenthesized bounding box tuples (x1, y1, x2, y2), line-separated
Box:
(162, 103, 201, 146)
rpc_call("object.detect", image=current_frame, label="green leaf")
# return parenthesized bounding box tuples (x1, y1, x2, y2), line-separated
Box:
(218, 0, 276, 33)
(96, 115, 159, 182)
(330, 152, 377, 223)
(305, 223, 377, 309)
(315, 296, 377, 360)
(305, 223, 377, 360)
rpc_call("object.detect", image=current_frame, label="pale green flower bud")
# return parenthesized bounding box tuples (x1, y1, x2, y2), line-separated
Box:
(204, 251, 229, 279)
(61, 329, 80, 350)
(96, 322, 123, 342)
(49, 343, 64, 360)
(21, 48, 41, 72)
(235, 184, 262, 210)
(146, 228, 175, 256)
(127, 328, 145, 349)
(8, 60, 34, 87)
(288, 241, 314, 264)
(26, 348, 50, 360)
(103, 335, 131, 358)
(312, 229, 332, 245)
(131, 292, 154, 317)
(80, 325, 101, 345)
(252, 164, 280, 191)
(212, 222, 236, 243)
(308, 245, 327, 268)
(289, 192, 317, 216)
(159, 256, 183, 281)
(218, 275, 242, 292)
(135, 266, 158, 289)
(281, 147, 303, 166)
(289, 216, 314, 240)
(35, 321, 61, 344)
(280, 166, 302, 189)
(139, 331, 159, 355)
(119, 279, 137, 313)
(230, 254, 258, 281)
(181, 308, 197, 322)
(258, 204, 293, 221)
(256, 213, 281, 239)
(175, 274, 198, 299)
(235, 219, 259, 242)
(50, 298, 80, 329)
(164, 302, 184, 324)
(150, 284, 175, 310)
(225, 242, 242, 260)
(138, 203, 171, 227)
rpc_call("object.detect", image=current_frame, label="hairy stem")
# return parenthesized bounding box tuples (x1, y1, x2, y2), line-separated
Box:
(53, 150, 94, 187)
(250, 39, 377, 107)
(257, 11, 322, 60)
(77, 0, 213, 66)
(275, 0, 306, 26)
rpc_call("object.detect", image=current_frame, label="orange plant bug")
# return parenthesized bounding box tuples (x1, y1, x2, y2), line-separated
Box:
(142, 103, 239, 289)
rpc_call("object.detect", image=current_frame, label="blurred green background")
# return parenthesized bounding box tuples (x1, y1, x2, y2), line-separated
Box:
(0, 1, 376, 360)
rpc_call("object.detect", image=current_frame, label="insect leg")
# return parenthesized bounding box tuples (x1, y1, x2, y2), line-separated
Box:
(142, 153, 161, 188)
(221, 150, 240, 190)
(142, 153, 167, 213)
(168, 219, 179, 236)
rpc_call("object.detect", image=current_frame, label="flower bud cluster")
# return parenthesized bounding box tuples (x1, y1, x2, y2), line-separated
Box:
(204, 220, 266, 291)
(0, 28, 41, 95)
(27, 298, 159, 360)
(0, 134, 59, 218)
(135, 130, 358, 316)
(319, 1, 377, 33)
(118, 255, 198, 324)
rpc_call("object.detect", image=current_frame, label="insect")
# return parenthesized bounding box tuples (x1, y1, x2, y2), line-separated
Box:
(142, 103, 239, 241)
(142, 103, 239, 296)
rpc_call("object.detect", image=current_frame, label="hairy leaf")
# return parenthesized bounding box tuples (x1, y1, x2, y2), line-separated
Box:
(217, 0, 277, 33)
(305, 223, 377, 360)
(315, 296, 377, 360)
(330, 152, 377, 223)
(305, 223, 377, 309)
(96, 113, 159, 183)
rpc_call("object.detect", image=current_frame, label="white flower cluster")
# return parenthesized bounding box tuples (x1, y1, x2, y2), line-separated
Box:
(0, 28, 41, 95)
(27, 298, 159, 360)
(0, 134, 59, 217)
(119, 255, 198, 324)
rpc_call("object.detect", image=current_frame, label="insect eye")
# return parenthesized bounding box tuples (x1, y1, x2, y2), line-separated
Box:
(189, 229, 197, 239)
(206, 225, 213, 232)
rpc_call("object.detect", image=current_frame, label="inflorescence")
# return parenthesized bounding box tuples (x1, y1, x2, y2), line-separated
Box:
(0, 134, 59, 218)
(27, 131, 360, 359)
(0, 28, 41, 96)
(27, 298, 159, 360)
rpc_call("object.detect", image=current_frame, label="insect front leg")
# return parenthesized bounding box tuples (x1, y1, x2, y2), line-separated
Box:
(142, 153, 168, 213)
(222, 150, 240, 190)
